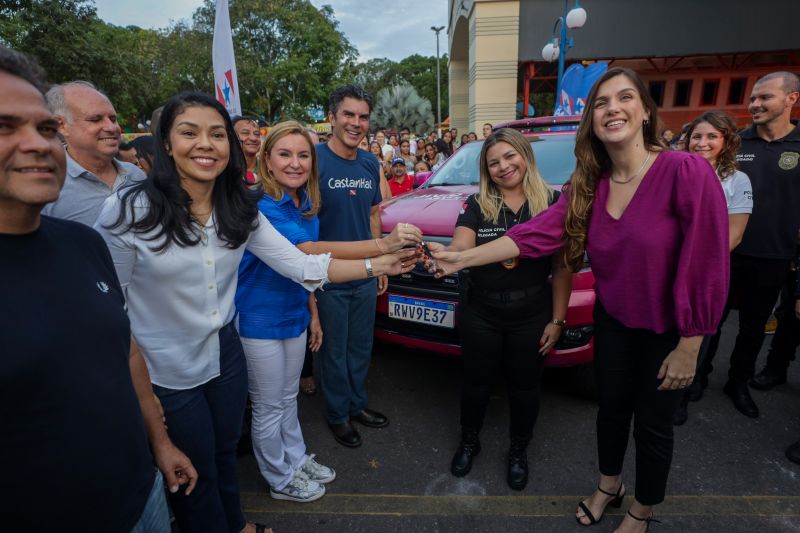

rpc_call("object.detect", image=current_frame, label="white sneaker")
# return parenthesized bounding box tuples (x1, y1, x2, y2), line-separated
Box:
(270, 471, 326, 502)
(301, 454, 336, 484)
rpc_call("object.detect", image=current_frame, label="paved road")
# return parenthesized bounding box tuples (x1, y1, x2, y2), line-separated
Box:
(239, 312, 800, 532)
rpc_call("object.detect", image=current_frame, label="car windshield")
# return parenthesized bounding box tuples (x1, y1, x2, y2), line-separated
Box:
(424, 134, 576, 187)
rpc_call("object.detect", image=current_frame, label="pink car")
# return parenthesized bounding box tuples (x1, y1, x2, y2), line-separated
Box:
(375, 117, 596, 377)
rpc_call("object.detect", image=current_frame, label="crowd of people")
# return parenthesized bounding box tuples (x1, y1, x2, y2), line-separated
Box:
(2, 39, 799, 533)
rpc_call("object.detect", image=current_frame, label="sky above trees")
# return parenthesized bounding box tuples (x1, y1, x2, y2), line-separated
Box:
(94, 0, 449, 62)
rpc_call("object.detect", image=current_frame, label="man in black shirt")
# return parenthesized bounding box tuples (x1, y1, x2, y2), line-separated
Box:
(0, 46, 197, 531)
(720, 71, 800, 418)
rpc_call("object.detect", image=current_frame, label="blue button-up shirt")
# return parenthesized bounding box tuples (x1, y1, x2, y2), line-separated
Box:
(236, 191, 320, 340)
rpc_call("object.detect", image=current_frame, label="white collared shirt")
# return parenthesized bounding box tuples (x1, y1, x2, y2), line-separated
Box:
(94, 193, 330, 389)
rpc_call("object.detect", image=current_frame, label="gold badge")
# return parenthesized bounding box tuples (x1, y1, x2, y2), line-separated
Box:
(778, 151, 799, 170)
(501, 257, 519, 270)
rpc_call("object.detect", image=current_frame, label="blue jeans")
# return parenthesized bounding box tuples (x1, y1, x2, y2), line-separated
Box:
(316, 281, 377, 423)
(130, 470, 170, 533)
(153, 323, 248, 533)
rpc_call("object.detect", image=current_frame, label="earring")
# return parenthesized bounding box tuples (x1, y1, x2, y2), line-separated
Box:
(643, 119, 650, 127)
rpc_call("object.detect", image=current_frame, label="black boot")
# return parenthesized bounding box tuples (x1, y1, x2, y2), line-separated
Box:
(451, 427, 481, 477)
(507, 437, 529, 491)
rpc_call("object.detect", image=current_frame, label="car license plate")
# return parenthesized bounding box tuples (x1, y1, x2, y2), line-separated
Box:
(387, 295, 455, 328)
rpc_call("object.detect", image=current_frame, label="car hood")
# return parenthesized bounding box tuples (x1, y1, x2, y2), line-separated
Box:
(380, 185, 477, 236)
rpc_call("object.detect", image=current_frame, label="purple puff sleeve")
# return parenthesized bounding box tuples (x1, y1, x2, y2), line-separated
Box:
(505, 188, 568, 259)
(672, 155, 729, 337)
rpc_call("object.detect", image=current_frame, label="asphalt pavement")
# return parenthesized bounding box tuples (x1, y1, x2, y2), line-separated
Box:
(238, 311, 800, 532)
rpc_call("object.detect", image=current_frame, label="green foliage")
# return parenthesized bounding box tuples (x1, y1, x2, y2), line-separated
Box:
(0, 0, 449, 128)
(0, 0, 100, 83)
(0, 0, 355, 126)
(354, 54, 449, 121)
(192, 0, 356, 122)
(372, 84, 433, 133)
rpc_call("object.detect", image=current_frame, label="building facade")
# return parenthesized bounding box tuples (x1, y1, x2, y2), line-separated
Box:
(449, 0, 800, 133)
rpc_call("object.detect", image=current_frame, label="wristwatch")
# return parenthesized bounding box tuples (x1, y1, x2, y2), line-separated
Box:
(551, 318, 566, 327)
(365, 257, 374, 278)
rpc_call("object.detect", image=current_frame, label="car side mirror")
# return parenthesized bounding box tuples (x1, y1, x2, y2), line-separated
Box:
(414, 171, 432, 188)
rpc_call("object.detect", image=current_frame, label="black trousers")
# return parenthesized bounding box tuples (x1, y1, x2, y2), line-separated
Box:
(726, 255, 790, 383)
(765, 269, 800, 373)
(698, 254, 790, 382)
(458, 290, 549, 442)
(593, 301, 682, 506)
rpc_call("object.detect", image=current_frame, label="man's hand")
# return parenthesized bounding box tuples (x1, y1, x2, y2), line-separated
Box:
(382, 222, 422, 252)
(795, 299, 800, 320)
(377, 274, 388, 295)
(657, 341, 699, 391)
(308, 315, 323, 352)
(153, 441, 198, 495)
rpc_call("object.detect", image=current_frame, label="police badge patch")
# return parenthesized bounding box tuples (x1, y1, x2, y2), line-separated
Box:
(778, 151, 799, 170)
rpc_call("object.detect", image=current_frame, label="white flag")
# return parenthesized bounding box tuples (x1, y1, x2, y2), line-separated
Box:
(212, 0, 241, 116)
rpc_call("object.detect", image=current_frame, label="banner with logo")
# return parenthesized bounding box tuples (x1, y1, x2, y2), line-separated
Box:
(553, 62, 608, 116)
(212, 0, 242, 116)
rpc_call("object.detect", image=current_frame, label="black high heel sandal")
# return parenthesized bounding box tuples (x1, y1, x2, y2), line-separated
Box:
(626, 510, 662, 531)
(575, 484, 625, 526)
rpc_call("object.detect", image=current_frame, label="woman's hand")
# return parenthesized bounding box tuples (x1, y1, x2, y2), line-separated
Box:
(539, 322, 563, 354)
(657, 339, 701, 391)
(426, 244, 467, 278)
(308, 315, 323, 352)
(382, 222, 423, 252)
(373, 248, 418, 277)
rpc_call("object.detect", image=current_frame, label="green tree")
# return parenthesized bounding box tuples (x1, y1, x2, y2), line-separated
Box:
(394, 54, 448, 120)
(353, 54, 448, 121)
(192, 0, 357, 121)
(0, 0, 100, 83)
(372, 84, 433, 134)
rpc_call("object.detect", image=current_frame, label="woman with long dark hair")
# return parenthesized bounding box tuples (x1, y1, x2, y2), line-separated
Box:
(429, 128, 571, 491)
(426, 68, 728, 531)
(94, 92, 414, 533)
(436, 130, 454, 158)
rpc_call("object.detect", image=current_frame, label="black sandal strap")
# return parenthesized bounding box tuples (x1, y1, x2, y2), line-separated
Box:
(577, 501, 598, 525)
(597, 484, 622, 498)
(627, 510, 662, 524)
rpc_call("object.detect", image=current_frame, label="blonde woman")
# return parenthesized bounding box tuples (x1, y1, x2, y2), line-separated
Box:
(427, 128, 572, 491)
(235, 121, 421, 502)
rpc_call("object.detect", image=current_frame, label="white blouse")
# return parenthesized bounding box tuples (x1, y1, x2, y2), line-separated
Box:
(94, 193, 331, 389)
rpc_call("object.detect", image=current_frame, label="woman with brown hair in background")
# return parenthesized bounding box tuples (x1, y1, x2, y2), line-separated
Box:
(673, 109, 752, 425)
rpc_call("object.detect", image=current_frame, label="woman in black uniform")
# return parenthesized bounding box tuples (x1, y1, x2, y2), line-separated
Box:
(428, 128, 572, 490)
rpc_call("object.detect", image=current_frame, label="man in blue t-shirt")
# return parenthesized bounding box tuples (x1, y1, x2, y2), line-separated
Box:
(316, 84, 389, 447)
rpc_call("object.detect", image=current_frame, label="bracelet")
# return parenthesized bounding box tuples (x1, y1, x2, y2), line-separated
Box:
(365, 257, 374, 278)
(551, 318, 566, 327)
(375, 238, 387, 254)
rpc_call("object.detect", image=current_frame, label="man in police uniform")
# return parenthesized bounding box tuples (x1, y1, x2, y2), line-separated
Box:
(721, 71, 800, 418)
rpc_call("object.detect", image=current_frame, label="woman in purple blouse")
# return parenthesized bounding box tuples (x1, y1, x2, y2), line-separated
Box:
(428, 68, 729, 532)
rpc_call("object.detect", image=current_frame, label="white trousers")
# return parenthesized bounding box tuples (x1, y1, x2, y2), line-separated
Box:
(240, 332, 308, 490)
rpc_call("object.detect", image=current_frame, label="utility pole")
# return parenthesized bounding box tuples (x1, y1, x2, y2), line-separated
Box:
(431, 25, 445, 137)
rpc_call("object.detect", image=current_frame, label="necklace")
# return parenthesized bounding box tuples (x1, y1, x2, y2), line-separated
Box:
(610, 150, 652, 184)
(499, 201, 524, 270)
